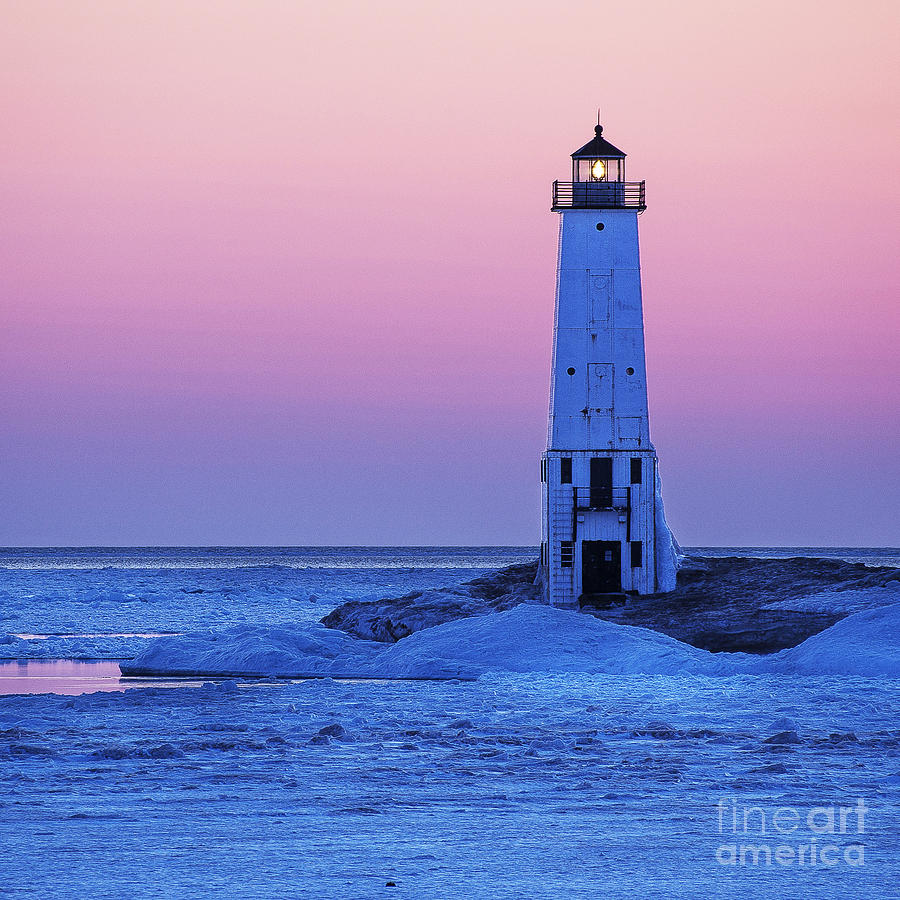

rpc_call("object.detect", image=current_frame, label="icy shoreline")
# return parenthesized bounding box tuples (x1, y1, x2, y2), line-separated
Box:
(5, 552, 899, 678)
(323, 553, 900, 653)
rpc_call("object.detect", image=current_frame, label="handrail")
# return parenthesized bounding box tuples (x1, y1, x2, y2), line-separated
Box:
(552, 181, 646, 211)
(573, 487, 631, 511)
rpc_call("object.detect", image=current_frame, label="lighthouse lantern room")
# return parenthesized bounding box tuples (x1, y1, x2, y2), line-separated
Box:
(540, 121, 677, 608)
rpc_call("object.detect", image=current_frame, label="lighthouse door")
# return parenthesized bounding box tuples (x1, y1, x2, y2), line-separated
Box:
(581, 541, 621, 594)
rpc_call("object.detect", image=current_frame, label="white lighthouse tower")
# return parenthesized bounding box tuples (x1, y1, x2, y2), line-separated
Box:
(540, 121, 677, 608)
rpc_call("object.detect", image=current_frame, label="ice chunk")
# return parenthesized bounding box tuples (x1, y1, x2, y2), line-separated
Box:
(768, 717, 798, 732)
(763, 731, 801, 745)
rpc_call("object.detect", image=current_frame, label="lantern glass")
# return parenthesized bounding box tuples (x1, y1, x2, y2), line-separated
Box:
(575, 158, 624, 182)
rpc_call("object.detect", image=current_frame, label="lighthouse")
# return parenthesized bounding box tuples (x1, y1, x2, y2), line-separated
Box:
(540, 121, 677, 608)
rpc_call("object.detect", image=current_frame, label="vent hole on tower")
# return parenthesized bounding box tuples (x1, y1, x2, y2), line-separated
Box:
(566, 366, 576, 376)
(626, 367, 635, 375)
(595, 223, 605, 231)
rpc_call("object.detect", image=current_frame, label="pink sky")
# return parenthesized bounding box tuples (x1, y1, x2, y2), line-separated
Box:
(1, 0, 898, 545)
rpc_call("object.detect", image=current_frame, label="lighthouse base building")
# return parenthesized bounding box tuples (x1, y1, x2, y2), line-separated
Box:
(540, 123, 678, 609)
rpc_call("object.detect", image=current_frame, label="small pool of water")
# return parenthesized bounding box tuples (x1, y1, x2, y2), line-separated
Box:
(0, 659, 204, 696)
(12, 632, 179, 640)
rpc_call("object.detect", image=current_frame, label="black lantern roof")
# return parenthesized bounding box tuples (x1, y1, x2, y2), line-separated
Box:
(571, 125, 626, 159)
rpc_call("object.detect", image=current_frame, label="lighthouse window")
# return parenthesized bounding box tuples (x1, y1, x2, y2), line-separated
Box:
(630, 541, 643, 568)
(630, 458, 642, 484)
(560, 458, 572, 484)
(560, 541, 575, 568)
(567, 366, 576, 376)
(595, 223, 605, 231)
(626, 367, 635, 375)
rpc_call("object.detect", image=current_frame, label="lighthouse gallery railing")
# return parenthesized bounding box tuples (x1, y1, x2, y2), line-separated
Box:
(573, 487, 631, 512)
(552, 181, 646, 211)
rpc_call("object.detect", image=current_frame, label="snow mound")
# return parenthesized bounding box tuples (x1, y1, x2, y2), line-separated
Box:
(119, 601, 900, 681)
(770, 602, 900, 676)
(369, 605, 737, 678)
(122, 624, 381, 678)
(120, 605, 742, 679)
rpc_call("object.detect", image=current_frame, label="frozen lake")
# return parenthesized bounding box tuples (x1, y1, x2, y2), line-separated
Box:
(1, 547, 898, 898)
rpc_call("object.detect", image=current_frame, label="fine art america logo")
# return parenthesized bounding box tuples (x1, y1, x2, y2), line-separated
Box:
(715, 798, 867, 868)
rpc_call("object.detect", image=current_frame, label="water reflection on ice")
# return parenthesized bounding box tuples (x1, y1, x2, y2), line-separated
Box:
(0, 659, 203, 696)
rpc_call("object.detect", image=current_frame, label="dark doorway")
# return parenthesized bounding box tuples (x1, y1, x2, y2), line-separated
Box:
(590, 457, 613, 508)
(582, 540, 621, 593)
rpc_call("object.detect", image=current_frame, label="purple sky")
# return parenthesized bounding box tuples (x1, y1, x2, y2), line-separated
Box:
(1, 1, 898, 546)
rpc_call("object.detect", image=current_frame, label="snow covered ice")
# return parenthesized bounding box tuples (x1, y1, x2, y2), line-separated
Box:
(1, 547, 899, 898)
(122, 596, 900, 680)
(123, 604, 732, 679)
